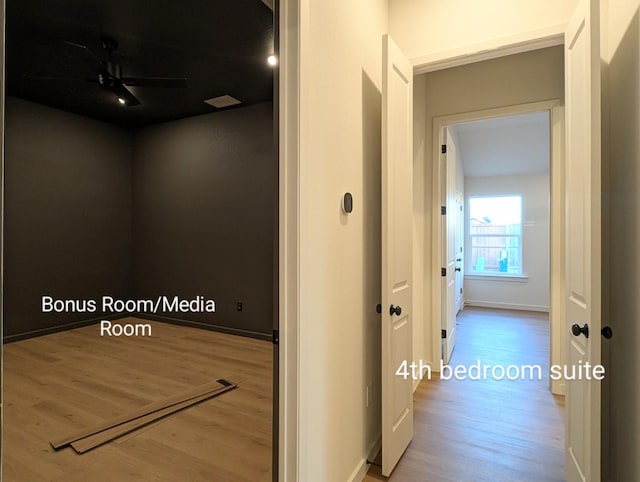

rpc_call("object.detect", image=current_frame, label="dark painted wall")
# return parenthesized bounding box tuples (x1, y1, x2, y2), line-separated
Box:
(3, 98, 274, 340)
(132, 102, 275, 337)
(4, 97, 133, 339)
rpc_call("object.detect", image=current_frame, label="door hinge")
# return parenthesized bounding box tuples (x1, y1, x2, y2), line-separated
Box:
(272, 329, 279, 345)
(441, 267, 446, 277)
(441, 206, 446, 215)
(441, 329, 447, 339)
(441, 144, 447, 154)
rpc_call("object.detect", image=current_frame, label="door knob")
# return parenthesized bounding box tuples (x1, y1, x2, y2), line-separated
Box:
(455, 267, 461, 272)
(571, 323, 589, 338)
(376, 304, 382, 314)
(390, 305, 402, 316)
(601, 326, 613, 339)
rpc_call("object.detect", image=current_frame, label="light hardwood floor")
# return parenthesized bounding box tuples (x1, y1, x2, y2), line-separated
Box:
(2, 318, 272, 481)
(365, 307, 565, 482)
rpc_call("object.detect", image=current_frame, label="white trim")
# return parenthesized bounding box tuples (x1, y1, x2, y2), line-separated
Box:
(432, 100, 561, 128)
(431, 100, 564, 397)
(464, 300, 549, 312)
(548, 104, 565, 397)
(347, 459, 369, 482)
(348, 436, 382, 482)
(465, 274, 529, 282)
(278, 0, 301, 480)
(413, 24, 566, 74)
(552, 381, 566, 396)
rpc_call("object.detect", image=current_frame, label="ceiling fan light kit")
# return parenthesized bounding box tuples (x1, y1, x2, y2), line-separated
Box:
(63, 35, 188, 107)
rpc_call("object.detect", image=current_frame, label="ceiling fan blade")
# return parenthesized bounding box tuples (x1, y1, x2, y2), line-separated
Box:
(113, 83, 141, 106)
(122, 77, 188, 88)
(22, 73, 86, 82)
(64, 40, 102, 63)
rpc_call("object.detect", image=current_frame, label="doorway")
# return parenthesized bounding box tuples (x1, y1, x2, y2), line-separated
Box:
(433, 100, 566, 397)
(432, 105, 566, 481)
(441, 111, 552, 365)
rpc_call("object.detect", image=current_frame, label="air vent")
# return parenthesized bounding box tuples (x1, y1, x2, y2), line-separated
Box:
(204, 95, 242, 109)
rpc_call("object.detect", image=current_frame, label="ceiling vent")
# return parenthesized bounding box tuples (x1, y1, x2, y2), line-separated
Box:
(204, 95, 242, 109)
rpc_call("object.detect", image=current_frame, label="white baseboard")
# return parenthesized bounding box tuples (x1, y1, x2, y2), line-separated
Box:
(348, 458, 369, 482)
(348, 435, 382, 482)
(464, 300, 549, 313)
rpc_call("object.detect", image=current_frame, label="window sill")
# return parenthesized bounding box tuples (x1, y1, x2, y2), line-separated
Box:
(464, 274, 529, 283)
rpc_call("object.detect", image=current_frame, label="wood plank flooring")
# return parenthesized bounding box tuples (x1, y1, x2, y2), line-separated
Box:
(2, 318, 272, 481)
(365, 307, 565, 482)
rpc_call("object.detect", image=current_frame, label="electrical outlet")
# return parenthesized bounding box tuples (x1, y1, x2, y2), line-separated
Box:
(237, 302, 243, 311)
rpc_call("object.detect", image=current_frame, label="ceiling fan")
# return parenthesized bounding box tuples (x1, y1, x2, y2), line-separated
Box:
(48, 35, 187, 106)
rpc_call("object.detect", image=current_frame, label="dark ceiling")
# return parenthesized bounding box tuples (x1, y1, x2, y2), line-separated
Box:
(6, 0, 274, 128)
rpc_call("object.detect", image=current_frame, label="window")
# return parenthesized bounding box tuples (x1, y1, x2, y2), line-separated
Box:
(469, 196, 522, 275)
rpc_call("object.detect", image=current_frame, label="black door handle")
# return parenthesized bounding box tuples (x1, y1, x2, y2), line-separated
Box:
(455, 267, 461, 272)
(390, 305, 402, 316)
(601, 326, 613, 339)
(571, 323, 589, 338)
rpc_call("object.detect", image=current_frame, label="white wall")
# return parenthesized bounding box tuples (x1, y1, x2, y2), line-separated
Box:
(297, 0, 388, 480)
(464, 173, 550, 312)
(411, 47, 564, 370)
(602, 0, 640, 479)
(389, 0, 578, 62)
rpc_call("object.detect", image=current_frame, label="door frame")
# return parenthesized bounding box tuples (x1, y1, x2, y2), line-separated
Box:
(430, 100, 566, 395)
(277, 0, 301, 480)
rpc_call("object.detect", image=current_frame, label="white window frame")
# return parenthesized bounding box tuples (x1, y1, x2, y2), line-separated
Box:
(467, 194, 524, 277)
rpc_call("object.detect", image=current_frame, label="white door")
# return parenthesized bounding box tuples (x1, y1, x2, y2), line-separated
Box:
(441, 128, 457, 364)
(565, 0, 601, 480)
(381, 33, 413, 477)
(455, 192, 464, 314)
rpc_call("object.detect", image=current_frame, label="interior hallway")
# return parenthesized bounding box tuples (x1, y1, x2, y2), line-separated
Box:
(365, 307, 564, 481)
(2, 319, 272, 482)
